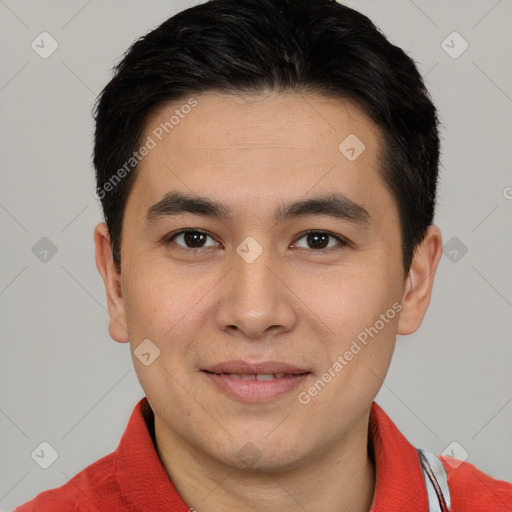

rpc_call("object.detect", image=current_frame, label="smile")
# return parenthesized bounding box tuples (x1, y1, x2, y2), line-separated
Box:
(201, 363, 311, 402)
(212, 373, 301, 380)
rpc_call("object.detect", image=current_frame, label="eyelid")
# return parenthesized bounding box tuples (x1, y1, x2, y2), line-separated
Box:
(163, 228, 350, 251)
(163, 228, 221, 248)
(291, 230, 349, 251)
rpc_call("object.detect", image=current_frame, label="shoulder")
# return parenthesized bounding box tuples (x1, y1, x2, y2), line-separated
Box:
(441, 456, 512, 511)
(13, 451, 127, 512)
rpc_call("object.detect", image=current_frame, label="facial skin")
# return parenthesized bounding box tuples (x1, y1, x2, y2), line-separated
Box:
(95, 92, 443, 511)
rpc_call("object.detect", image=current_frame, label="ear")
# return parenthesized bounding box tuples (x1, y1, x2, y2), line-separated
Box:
(397, 225, 443, 335)
(94, 222, 129, 343)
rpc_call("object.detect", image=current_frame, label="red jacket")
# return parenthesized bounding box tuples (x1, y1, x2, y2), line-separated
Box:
(14, 397, 512, 511)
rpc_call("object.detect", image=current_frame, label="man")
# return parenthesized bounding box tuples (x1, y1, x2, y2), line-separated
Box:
(15, 0, 512, 510)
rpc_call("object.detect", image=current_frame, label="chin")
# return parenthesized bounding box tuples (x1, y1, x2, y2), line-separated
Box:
(206, 430, 314, 474)
(223, 446, 310, 474)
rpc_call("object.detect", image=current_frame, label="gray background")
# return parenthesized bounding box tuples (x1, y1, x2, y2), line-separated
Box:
(1, 0, 511, 509)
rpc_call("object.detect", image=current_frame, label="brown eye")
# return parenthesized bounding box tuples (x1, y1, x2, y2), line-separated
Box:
(293, 231, 347, 251)
(167, 230, 219, 249)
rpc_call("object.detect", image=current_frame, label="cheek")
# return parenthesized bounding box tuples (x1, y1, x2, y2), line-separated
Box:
(294, 258, 402, 382)
(123, 267, 201, 403)
(292, 264, 395, 334)
(307, 291, 399, 420)
(123, 262, 203, 333)
(122, 263, 220, 378)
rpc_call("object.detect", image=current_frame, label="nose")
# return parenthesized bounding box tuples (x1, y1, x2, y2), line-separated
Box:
(214, 243, 298, 340)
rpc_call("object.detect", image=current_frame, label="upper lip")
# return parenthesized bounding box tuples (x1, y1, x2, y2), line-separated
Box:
(203, 360, 310, 375)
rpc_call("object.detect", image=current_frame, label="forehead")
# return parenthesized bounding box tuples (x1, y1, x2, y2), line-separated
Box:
(130, 92, 395, 228)
(146, 91, 380, 161)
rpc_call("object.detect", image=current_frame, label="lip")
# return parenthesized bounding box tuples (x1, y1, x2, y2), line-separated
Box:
(204, 360, 309, 375)
(202, 360, 310, 403)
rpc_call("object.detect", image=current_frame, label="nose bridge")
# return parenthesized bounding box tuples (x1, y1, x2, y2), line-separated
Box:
(216, 236, 296, 338)
(235, 239, 274, 305)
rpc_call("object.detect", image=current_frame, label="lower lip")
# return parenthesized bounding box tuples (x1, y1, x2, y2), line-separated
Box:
(202, 372, 309, 402)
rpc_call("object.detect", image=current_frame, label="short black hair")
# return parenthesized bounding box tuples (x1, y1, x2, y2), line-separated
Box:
(93, 0, 440, 275)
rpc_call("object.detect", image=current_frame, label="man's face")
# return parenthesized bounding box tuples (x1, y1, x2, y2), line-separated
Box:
(107, 92, 409, 469)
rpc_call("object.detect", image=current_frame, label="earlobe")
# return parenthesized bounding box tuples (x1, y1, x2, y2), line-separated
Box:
(397, 225, 443, 335)
(94, 223, 130, 343)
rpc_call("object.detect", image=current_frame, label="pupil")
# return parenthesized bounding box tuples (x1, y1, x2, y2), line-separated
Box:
(308, 233, 328, 249)
(185, 232, 205, 248)
(182, 232, 329, 249)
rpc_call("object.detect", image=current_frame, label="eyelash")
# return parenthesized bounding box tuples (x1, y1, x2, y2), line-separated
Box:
(163, 229, 349, 253)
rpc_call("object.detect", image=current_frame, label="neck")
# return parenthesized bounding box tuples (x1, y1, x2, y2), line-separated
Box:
(153, 409, 376, 512)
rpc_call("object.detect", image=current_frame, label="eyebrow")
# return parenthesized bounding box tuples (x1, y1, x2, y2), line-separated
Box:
(144, 191, 370, 226)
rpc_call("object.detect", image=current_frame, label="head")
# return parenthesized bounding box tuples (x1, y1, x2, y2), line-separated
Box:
(94, 0, 442, 472)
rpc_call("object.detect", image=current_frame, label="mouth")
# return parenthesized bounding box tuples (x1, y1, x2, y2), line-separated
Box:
(204, 372, 306, 380)
(201, 361, 311, 402)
